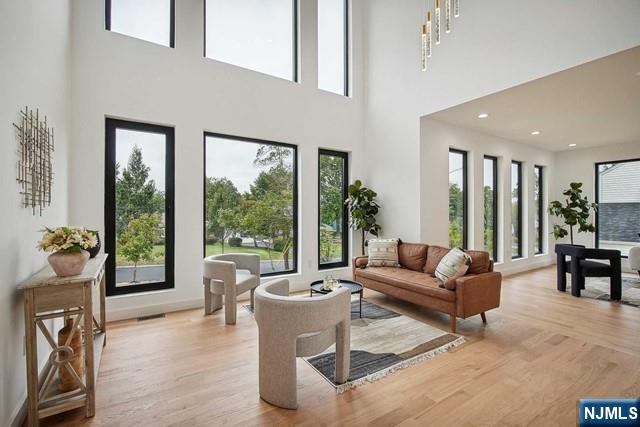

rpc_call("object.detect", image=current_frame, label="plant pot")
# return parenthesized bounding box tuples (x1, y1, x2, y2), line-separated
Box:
(87, 232, 101, 258)
(48, 250, 90, 277)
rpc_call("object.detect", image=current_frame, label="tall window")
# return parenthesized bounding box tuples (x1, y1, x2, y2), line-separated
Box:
(319, 150, 349, 269)
(449, 149, 467, 248)
(318, 0, 348, 95)
(105, 119, 175, 296)
(511, 161, 523, 259)
(534, 165, 544, 255)
(204, 133, 298, 276)
(105, 0, 175, 47)
(484, 156, 498, 261)
(596, 158, 640, 257)
(204, 0, 297, 81)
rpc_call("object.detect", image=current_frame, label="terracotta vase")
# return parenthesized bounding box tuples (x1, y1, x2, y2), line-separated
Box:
(57, 318, 84, 392)
(48, 250, 90, 277)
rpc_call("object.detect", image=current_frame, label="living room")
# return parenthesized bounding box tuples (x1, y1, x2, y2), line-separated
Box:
(1, 1, 639, 426)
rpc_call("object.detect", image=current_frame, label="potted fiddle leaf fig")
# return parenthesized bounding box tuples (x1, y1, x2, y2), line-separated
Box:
(344, 180, 382, 255)
(548, 182, 598, 244)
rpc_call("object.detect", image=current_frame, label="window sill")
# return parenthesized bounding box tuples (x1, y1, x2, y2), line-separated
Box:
(107, 287, 176, 300)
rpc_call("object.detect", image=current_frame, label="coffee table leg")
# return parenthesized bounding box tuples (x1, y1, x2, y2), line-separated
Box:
(359, 290, 363, 318)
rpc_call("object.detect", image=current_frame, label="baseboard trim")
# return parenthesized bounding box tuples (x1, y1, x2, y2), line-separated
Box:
(496, 257, 554, 277)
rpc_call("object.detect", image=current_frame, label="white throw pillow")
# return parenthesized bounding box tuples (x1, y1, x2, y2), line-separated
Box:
(367, 238, 400, 267)
(435, 248, 472, 282)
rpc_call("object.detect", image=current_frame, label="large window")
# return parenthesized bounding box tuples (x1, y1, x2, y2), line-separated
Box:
(204, 133, 298, 276)
(204, 0, 297, 81)
(449, 149, 467, 249)
(534, 165, 544, 255)
(511, 161, 523, 259)
(319, 150, 349, 269)
(484, 156, 498, 261)
(105, 0, 175, 47)
(318, 0, 348, 95)
(105, 119, 175, 296)
(596, 158, 640, 257)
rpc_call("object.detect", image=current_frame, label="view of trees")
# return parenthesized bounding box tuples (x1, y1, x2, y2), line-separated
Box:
(319, 152, 346, 264)
(205, 140, 296, 274)
(483, 184, 495, 257)
(449, 183, 464, 248)
(115, 146, 166, 284)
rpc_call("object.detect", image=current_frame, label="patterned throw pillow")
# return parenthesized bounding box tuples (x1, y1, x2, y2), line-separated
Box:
(435, 248, 472, 282)
(367, 238, 400, 267)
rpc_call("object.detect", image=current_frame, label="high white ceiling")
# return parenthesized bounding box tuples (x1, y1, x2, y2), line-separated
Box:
(428, 46, 640, 152)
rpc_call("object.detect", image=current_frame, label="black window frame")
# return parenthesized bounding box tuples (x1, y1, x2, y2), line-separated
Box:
(203, 0, 299, 83)
(105, 0, 176, 48)
(104, 118, 175, 297)
(484, 155, 499, 261)
(449, 148, 468, 249)
(594, 157, 640, 259)
(534, 165, 544, 255)
(511, 160, 523, 259)
(202, 132, 299, 277)
(318, 149, 349, 270)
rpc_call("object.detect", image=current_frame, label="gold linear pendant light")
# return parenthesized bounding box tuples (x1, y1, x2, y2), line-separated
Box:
(421, 0, 461, 71)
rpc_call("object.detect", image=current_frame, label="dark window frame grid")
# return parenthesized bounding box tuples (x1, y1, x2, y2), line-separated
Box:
(104, 118, 176, 296)
(534, 165, 544, 255)
(202, 132, 299, 277)
(449, 148, 468, 249)
(105, 0, 176, 48)
(318, 149, 349, 270)
(511, 160, 523, 259)
(203, 0, 299, 83)
(484, 155, 499, 261)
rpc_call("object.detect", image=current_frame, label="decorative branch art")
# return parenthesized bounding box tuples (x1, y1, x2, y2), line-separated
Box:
(13, 106, 55, 215)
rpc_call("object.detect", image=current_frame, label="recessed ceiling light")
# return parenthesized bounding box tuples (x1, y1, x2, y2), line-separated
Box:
(477, 113, 489, 119)
(531, 130, 541, 135)
(568, 143, 577, 147)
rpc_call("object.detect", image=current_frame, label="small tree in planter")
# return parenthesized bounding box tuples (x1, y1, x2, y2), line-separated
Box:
(548, 182, 598, 245)
(344, 180, 382, 255)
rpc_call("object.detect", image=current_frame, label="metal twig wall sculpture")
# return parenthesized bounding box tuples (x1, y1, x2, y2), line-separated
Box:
(13, 106, 55, 215)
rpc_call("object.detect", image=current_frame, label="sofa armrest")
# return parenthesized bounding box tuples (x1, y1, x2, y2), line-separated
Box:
(352, 256, 368, 279)
(455, 272, 502, 318)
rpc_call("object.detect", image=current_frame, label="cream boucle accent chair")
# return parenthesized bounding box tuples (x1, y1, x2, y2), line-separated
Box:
(630, 246, 640, 276)
(203, 253, 260, 325)
(254, 279, 351, 409)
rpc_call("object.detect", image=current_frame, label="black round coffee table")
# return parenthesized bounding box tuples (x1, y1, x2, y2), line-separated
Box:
(309, 279, 364, 318)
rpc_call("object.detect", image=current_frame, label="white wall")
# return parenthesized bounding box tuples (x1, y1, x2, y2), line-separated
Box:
(68, 0, 366, 321)
(363, 0, 640, 243)
(0, 1, 72, 425)
(553, 141, 640, 271)
(421, 119, 556, 275)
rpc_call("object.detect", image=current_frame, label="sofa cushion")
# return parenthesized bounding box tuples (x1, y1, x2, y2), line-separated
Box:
(424, 245, 450, 274)
(465, 250, 491, 274)
(435, 248, 472, 283)
(398, 243, 428, 272)
(367, 238, 400, 267)
(355, 267, 455, 302)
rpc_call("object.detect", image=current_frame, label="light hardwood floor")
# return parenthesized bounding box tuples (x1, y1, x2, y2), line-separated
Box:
(46, 266, 640, 426)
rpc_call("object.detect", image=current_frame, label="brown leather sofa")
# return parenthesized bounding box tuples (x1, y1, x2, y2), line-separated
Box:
(353, 242, 502, 333)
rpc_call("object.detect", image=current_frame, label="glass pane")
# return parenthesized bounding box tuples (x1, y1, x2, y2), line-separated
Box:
(597, 161, 640, 256)
(109, 0, 172, 47)
(511, 162, 521, 258)
(205, 136, 297, 274)
(115, 129, 166, 287)
(534, 166, 543, 254)
(319, 152, 346, 265)
(318, 0, 346, 94)
(205, 0, 295, 81)
(483, 158, 496, 260)
(449, 151, 465, 248)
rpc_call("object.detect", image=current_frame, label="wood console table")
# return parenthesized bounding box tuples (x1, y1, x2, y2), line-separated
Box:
(18, 254, 108, 426)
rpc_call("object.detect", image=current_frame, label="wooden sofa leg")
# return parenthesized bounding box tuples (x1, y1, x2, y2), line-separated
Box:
(480, 312, 487, 324)
(450, 315, 457, 333)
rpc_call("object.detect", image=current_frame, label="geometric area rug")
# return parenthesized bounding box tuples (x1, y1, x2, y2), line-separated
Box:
(567, 276, 640, 307)
(303, 300, 465, 393)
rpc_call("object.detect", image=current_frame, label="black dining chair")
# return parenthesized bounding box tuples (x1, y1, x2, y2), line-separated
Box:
(555, 244, 622, 300)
